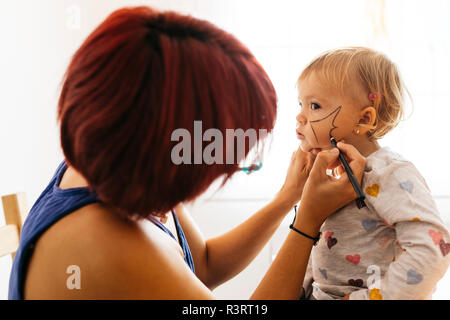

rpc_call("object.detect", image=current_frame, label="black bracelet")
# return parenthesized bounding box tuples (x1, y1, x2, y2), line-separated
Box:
(289, 224, 321, 245)
(291, 205, 321, 246)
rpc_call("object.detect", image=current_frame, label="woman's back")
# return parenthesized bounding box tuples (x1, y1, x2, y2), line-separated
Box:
(11, 163, 198, 299)
(24, 202, 183, 299)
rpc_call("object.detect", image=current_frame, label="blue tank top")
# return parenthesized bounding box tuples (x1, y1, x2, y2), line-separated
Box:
(8, 161, 195, 300)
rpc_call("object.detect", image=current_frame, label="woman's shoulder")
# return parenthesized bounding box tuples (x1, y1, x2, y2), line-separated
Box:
(24, 203, 206, 299)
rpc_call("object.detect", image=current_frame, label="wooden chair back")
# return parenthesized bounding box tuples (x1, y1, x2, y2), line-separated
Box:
(0, 193, 29, 260)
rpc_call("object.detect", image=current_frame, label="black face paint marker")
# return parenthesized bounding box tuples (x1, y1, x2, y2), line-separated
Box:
(330, 136, 367, 209)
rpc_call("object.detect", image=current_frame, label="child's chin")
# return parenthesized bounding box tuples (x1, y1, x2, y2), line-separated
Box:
(300, 143, 322, 154)
(299, 143, 310, 153)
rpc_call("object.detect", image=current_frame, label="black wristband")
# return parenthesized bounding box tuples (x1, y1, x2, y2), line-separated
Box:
(290, 205, 321, 246)
(289, 224, 321, 245)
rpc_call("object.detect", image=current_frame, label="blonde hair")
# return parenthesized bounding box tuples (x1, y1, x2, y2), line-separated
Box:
(298, 47, 409, 140)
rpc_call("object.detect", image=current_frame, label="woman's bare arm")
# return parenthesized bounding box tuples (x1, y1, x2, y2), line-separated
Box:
(176, 150, 315, 289)
(175, 195, 294, 289)
(86, 143, 364, 300)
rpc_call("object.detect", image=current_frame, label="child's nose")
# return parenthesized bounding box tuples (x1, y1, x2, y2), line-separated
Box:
(296, 112, 307, 126)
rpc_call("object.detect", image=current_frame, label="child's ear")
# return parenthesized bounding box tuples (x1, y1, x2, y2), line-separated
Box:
(356, 106, 377, 134)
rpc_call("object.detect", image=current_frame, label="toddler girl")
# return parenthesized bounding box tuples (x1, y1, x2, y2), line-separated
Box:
(296, 47, 450, 300)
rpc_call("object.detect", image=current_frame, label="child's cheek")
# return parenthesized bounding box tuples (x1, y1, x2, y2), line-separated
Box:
(308, 121, 334, 148)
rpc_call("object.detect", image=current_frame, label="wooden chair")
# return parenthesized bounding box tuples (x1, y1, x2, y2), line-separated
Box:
(0, 193, 29, 260)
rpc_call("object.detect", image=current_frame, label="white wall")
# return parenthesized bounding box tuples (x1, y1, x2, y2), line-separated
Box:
(1, 0, 449, 299)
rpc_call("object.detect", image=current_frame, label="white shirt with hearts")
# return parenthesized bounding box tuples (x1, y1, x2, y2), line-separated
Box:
(302, 147, 450, 300)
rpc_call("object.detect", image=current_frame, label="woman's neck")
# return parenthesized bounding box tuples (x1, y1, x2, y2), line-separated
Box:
(59, 166, 89, 189)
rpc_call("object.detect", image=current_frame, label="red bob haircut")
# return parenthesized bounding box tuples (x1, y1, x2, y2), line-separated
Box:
(58, 6, 277, 219)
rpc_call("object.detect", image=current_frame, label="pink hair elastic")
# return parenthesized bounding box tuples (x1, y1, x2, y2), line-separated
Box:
(369, 92, 384, 101)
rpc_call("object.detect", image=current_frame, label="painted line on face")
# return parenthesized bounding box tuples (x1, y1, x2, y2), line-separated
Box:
(309, 106, 342, 144)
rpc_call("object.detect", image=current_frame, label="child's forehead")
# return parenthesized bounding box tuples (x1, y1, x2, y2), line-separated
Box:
(298, 70, 367, 106)
(297, 72, 343, 102)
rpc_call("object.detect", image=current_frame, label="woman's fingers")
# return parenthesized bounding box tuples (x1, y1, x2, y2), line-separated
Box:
(277, 146, 319, 206)
(312, 148, 339, 176)
(293, 146, 316, 170)
(305, 151, 316, 172)
(295, 143, 366, 230)
(336, 142, 366, 181)
(336, 165, 345, 177)
(327, 158, 342, 172)
(290, 147, 304, 170)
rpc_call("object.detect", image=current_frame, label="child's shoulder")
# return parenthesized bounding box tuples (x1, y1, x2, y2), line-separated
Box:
(363, 146, 430, 192)
(366, 146, 409, 168)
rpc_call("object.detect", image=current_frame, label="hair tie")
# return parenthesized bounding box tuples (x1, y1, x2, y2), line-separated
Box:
(369, 92, 384, 101)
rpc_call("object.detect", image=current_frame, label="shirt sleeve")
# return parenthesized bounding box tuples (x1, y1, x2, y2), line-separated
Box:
(349, 161, 450, 300)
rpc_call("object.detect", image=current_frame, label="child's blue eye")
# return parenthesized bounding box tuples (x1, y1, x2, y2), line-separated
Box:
(311, 102, 321, 110)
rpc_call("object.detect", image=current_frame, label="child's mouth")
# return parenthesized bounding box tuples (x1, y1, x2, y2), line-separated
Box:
(295, 129, 323, 154)
(296, 130, 305, 140)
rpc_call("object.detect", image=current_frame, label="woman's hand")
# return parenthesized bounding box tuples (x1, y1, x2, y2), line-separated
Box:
(294, 142, 366, 234)
(251, 143, 364, 300)
(277, 146, 316, 208)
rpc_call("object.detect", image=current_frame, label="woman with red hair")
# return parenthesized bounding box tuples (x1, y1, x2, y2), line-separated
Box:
(9, 6, 365, 299)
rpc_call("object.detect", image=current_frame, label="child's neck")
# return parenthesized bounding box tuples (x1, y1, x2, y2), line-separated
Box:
(345, 135, 381, 158)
